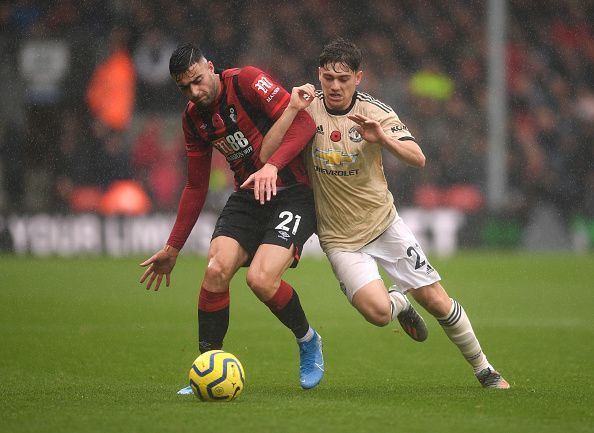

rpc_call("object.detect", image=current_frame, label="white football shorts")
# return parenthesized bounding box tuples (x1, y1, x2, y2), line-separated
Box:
(327, 217, 441, 302)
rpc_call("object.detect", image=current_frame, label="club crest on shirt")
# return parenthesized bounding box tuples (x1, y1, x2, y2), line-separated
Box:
(348, 126, 363, 142)
(228, 105, 237, 123)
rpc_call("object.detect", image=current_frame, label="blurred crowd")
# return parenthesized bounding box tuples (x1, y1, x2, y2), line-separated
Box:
(0, 1, 592, 230)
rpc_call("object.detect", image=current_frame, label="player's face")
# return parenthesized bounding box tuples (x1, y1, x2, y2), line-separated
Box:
(173, 59, 219, 108)
(318, 63, 362, 111)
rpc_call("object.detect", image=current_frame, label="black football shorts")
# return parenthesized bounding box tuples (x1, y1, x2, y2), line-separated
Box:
(212, 184, 317, 267)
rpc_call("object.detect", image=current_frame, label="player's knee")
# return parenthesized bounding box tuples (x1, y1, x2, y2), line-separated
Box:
(352, 287, 392, 326)
(359, 304, 391, 327)
(245, 269, 276, 300)
(203, 258, 233, 287)
(365, 311, 391, 327)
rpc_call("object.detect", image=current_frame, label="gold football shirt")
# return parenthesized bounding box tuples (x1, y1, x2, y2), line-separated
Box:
(305, 90, 415, 252)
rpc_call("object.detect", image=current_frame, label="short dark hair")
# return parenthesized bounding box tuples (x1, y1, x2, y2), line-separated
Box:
(319, 37, 362, 72)
(169, 43, 205, 76)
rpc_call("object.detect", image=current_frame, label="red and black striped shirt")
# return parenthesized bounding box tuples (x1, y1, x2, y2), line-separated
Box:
(167, 66, 316, 250)
(183, 66, 312, 189)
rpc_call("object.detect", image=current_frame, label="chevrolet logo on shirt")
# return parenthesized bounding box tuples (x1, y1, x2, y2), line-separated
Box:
(314, 148, 358, 167)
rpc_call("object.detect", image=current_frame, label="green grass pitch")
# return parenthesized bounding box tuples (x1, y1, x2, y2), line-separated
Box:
(1, 252, 593, 433)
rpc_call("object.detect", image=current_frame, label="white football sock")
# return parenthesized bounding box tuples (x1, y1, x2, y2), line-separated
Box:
(296, 327, 314, 343)
(438, 299, 490, 373)
(388, 289, 409, 321)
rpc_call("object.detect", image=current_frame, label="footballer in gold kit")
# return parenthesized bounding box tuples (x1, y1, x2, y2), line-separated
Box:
(247, 38, 509, 389)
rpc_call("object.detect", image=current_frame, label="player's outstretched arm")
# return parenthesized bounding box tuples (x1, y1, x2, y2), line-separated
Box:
(259, 84, 316, 163)
(139, 245, 179, 291)
(348, 113, 426, 167)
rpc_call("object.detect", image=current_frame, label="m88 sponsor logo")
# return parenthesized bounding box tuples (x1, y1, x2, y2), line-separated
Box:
(212, 131, 253, 160)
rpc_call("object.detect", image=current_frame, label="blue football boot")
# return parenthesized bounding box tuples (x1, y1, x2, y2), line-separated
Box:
(298, 330, 324, 389)
(177, 385, 193, 395)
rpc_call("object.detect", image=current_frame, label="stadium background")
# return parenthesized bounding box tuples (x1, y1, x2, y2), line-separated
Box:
(1, 2, 593, 433)
(1, 0, 593, 255)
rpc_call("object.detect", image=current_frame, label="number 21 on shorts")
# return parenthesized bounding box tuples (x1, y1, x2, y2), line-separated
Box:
(275, 211, 302, 235)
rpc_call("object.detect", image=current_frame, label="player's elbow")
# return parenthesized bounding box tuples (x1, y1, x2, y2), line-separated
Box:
(417, 152, 426, 168)
(407, 151, 425, 168)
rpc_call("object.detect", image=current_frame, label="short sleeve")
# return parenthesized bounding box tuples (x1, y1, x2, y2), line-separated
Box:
(237, 66, 291, 120)
(380, 109, 416, 142)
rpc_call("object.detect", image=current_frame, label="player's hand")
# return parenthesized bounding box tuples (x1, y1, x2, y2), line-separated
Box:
(347, 113, 385, 144)
(288, 84, 316, 111)
(239, 163, 278, 205)
(139, 245, 179, 291)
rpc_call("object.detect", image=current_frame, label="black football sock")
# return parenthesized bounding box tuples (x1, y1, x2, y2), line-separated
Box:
(264, 280, 310, 340)
(198, 307, 229, 353)
(198, 287, 230, 353)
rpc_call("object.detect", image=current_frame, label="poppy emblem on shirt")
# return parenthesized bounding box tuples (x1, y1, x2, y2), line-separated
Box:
(212, 113, 224, 129)
(330, 130, 341, 142)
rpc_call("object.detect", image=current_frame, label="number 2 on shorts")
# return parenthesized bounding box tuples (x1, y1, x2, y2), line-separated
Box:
(407, 246, 426, 270)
